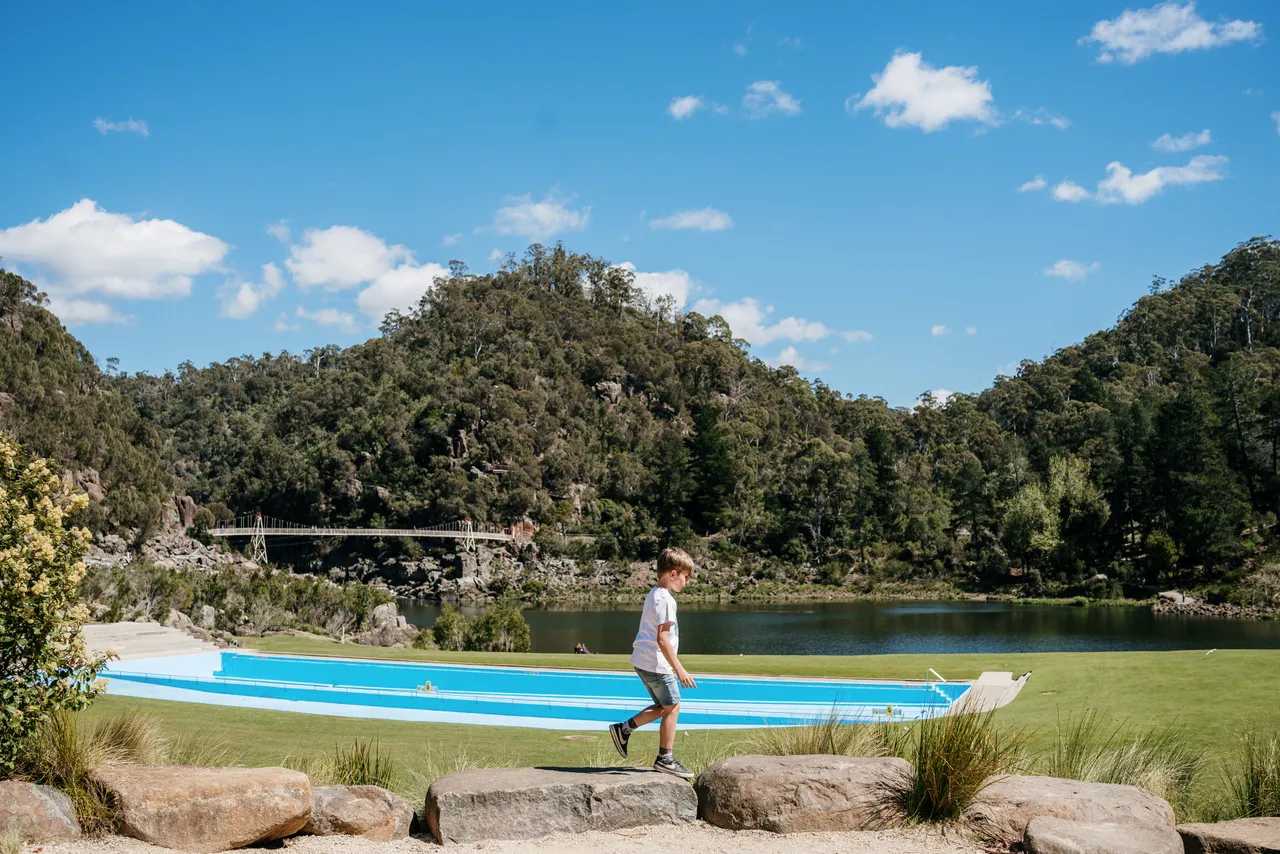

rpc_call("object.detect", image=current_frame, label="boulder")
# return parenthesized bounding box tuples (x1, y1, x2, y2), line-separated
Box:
(197, 604, 218, 630)
(1178, 817, 1280, 853)
(88, 764, 312, 852)
(355, 602, 418, 647)
(301, 785, 414, 841)
(963, 775, 1175, 848)
(695, 755, 909, 833)
(1025, 816, 1183, 854)
(425, 767, 696, 844)
(0, 780, 81, 843)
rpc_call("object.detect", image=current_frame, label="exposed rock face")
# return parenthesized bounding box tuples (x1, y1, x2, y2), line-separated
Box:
(88, 764, 313, 852)
(1025, 816, 1183, 854)
(139, 531, 254, 573)
(1178, 817, 1280, 853)
(425, 767, 696, 844)
(963, 775, 1175, 848)
(593, 380, 623, 405)
(0, 781, 81, 843)
(69, 467, 107, 502)
(301, 785, 414, 841)
(695, 754, 909, 833)
(197, 604, 218, 630)
(354, 602, 418, 647)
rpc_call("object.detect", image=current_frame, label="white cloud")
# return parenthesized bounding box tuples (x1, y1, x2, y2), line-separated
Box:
(273, 312, 300, 333)
(1152, 128, 1211, 152)
(219, 262, 285, 319)
(1019, 176, 1048, 193)
(778, 36, 804, 50)
(668, 96, 705, 120)
(649, 207, 734, 232)
(286, 225, 410, 290)
(916, 389, 955, 408)
(93, 117, 148, 136)
(1014, 108, 1071, 129)
(489, 249, 505, 262)
(490, 189, 590, 242)
(356, 262, 449, 322)
(46, 296, 131, 326)
(733, 43, 748, 56)
(441, 233, 463, 246)
(1081, 2, 1261, 64)
(742, 81, 801, 118)
(1045, 259, 1102, 281)
(266, 221, 290, 243)
(692, 297, 830, 346)
(931, 324, 950, 337)
(996, 361, 1022, 378)
(0, 199, 229, 300)
(768, 346, 830, 372)
(615, 262, 695, 310)
(850, 51, 995, 132)
(1095, 154, 1226, 204)
(1272, 112, 1280, 135)
(296, 306, 360, 333)
(1052, 180, 1092, 202)
(841, 329, 874, 342)
(966, 326, 977, 336)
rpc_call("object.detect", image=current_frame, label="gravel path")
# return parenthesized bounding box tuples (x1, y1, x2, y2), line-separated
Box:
(34, 826, 986, 854)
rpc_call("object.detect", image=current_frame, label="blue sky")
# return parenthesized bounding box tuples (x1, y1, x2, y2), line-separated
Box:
(2, 1, 1277, 407)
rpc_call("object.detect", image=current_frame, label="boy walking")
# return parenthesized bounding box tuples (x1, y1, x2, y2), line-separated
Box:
(609, 547, 697, 779)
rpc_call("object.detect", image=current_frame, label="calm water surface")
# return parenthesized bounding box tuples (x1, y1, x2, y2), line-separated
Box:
(397, 599, 1280, 656)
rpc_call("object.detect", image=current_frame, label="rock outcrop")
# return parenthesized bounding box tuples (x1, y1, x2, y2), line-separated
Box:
(963, 775, 1175, 848)
(353, 602, 418, 647)
(425, 767, 696, 844)
(1024, 816, 1183, 854)
(695, 754, 908, 832)
(88, 765, 312, 852)
(0, 780, 81, 843)
(1178, 817, 1280, 853)
(301, 785, 414, 840)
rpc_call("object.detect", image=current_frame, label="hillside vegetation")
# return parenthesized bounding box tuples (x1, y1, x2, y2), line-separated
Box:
(4, 239, 1280, 599)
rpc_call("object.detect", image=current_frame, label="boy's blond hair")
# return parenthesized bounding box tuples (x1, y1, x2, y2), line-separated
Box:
(656, 547, 695, 577)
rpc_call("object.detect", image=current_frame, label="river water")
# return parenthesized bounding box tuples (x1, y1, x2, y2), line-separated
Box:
(396, 599, 1280, 656)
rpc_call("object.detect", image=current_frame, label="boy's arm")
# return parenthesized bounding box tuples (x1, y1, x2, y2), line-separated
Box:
(656, 622, 696, 689)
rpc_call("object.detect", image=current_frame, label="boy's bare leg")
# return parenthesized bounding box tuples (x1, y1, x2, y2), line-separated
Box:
(658, 704, 679, 750)
(629, 703, 664, 728)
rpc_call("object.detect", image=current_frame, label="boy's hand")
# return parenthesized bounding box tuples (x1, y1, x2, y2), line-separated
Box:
(676, 667, 697, 689)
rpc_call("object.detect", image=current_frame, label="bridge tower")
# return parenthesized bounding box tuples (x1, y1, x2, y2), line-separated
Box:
(249, 512, 268, 565)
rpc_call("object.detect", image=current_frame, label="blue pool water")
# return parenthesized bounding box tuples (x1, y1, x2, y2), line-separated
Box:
(105, 651, 972, 729)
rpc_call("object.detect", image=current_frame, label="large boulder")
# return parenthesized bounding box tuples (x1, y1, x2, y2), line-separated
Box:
(88, 765, 312, 852)
(0, 781, 81, 843)
(425, 767, 696, 844)
(1025, 816, 1183, 854)
(695, 755, 909, 833)
(301, 785, 414, 841)
(963, 775, 1175, 848)
(355, 602, 418, 647)
(1178, 817, 1280, 853)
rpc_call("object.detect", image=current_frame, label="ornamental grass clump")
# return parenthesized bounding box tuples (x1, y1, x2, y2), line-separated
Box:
(746, 708, 910, 759)
(0, 436, 113, 775)
(890, 710, 1024, 823)
(1226, 729, 1280, 819)
(331, 737, 397, 789)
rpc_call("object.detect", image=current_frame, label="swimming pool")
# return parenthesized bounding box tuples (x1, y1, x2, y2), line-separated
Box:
(104, 651, 974, 729)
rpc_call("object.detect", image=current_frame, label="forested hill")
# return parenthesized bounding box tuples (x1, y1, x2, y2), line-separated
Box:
(3, 239, 1279, 595)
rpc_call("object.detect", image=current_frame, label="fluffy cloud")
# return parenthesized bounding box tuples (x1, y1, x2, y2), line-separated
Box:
(0, 199, 229, 299)
(1152, 128, 1211, 152)
(614, 262, 695, 309)
(356, 262, 449, 322)
(1081, 2, 1261, 64)
(1272, 112, 1280, 135)
(46, 296, 130, 326)
(1052, 180, 1092, 202)
(742, 81, 801, 118)
(1014, 108, 1071, 129)
(668, 95, 705, 119)
(931, 324, 950, 337)
(917, 389, 955, 408)
(842, 329, 874, 342)
(1045, 259, 1102, 281)
(1095, 154, 1227, 204)
(966, 326, 977, 335)
(266, 221, 291, 243)
(219, 262, 285, 319)
(285, 225, 411, 290)
(490, 190, 590, 242)
(296, 306, 360, 333)
(850, 51, 995, 132)
(441, 233, 462, 246)
(692, 297, 829, 346)
(1019, 176, 1048, 193)
(649, 207, 733, 232)
(93, 117, 148, 136)
(768, 346, 830, 372)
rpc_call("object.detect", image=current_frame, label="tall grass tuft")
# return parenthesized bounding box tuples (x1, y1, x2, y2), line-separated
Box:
(2, 821, 22, 854)
(889, 711, 1024, 823)
(330, 738, 397, 789)
(165, 731, 240, 768)
(1226, 730, 1280, 819)
(1042, 709, 1203, 817)
(745, 710, 910, 760)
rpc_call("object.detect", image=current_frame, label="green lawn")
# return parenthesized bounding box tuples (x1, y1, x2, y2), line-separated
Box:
(86, 637, 1280, 806)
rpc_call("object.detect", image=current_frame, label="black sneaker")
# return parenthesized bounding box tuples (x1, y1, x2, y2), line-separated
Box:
(609, 722, 630, 758)
(653, 755, 694, 780)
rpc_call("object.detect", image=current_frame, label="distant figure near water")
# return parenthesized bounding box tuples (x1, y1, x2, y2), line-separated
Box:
(573, 642, 591, 654)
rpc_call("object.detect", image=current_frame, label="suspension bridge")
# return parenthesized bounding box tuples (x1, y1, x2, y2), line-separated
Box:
(210, 513, 516, 564)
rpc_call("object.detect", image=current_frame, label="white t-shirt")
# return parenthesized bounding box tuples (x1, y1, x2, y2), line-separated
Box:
(630, 586, 679, 674)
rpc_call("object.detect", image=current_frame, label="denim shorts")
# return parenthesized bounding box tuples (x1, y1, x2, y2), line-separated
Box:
(635, 666, 681, 707)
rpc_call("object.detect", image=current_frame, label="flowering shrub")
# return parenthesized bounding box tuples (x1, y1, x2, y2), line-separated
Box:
(0, 434, 112, 775)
